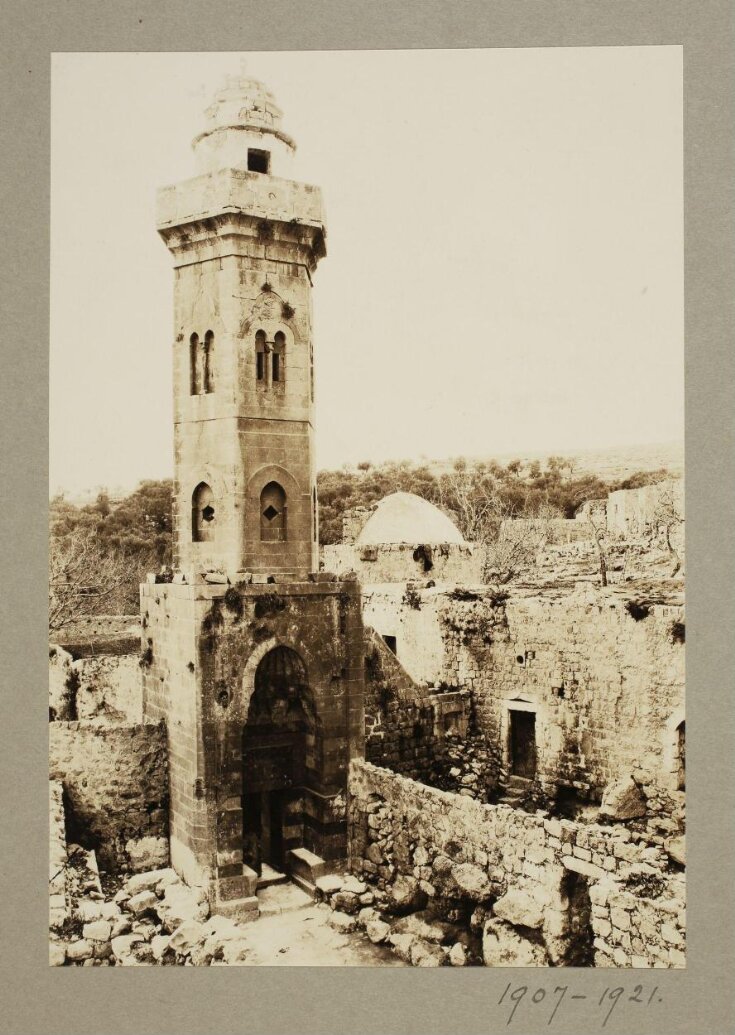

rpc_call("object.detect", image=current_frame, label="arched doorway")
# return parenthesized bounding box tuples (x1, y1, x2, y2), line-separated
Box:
(241, 646, 317, 874)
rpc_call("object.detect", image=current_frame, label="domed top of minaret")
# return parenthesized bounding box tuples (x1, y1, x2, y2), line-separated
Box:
(192, 70, 297, 178)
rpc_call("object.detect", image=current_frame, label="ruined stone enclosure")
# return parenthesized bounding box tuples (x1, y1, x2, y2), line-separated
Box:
(49, 70, 684, 969)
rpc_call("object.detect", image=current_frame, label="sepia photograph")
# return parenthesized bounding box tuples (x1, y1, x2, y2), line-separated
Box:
(48, 48, 686, 970)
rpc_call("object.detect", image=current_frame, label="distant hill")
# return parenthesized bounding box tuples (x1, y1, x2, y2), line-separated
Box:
(427, 441, 684, 485)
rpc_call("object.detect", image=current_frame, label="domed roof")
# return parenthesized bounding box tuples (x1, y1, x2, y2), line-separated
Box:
(355, 492, 466, 547)
(193, 74, 296, 152)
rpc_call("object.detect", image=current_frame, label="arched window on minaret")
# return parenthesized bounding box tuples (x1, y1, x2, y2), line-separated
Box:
(203, 330, 215, 393)
(255, 330, 266, 383)
(260, 482, 287, 542)
(313, 486, 318, 542)
(189, 333, 200, 395)
(272, 331, 285, 384)
(192, 482, 215, 542)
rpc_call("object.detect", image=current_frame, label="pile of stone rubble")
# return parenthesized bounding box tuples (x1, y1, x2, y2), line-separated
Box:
(316, 873, 485, 966)
(49, 862, 251, 966)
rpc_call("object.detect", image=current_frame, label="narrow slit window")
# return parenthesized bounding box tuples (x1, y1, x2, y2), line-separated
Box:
(255, 330, 266, 382)
(189, 333, 199, 395)
(273, 331, 285, 384)
(203, 330, 214, 393)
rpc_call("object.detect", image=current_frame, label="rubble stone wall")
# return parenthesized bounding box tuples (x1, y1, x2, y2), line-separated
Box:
(322, 541, 482, 585)
(363, 629, 471, 780)
(49, 781, 68, 927)
(607, 479, 684, 537)
(499, 518, 594, 544)
(49, 721, 169, 872)
(348, 760, 685, 968)
(49, 645, 143, 723)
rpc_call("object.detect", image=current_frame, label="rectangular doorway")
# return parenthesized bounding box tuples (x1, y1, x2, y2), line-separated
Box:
(242, 789, 287, 873)
(510, 709, 537, 779)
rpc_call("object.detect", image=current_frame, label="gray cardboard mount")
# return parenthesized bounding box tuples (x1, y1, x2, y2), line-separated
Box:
(0, 1, 733, 1033)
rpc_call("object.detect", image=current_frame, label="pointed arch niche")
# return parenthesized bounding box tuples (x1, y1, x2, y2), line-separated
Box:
(260, 482, 287, 542)
(192, 482, 216, 542)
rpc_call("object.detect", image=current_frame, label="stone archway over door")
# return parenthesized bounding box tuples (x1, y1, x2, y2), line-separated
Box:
(241, 646, 318, 874)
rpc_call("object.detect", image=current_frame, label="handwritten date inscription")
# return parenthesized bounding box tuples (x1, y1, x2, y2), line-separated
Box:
(498, 982, 663, 1028)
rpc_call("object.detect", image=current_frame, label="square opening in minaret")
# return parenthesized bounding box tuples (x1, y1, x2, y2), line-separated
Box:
(247, 148, 270, 174)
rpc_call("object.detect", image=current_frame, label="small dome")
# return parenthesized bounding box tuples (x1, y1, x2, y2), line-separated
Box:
(355, 492, 466, 547)
(198, 75, 291, 142)
(192, 72, 296, 177)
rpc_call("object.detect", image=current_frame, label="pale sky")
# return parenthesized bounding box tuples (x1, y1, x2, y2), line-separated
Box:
(50, 48, 683, 496)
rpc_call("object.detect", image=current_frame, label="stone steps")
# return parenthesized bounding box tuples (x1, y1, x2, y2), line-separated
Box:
(256, 863, 289, 890)
(496, 776, 531, 807)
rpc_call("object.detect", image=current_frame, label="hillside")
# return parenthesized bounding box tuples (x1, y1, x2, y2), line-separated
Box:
(415, 441, 684, 485)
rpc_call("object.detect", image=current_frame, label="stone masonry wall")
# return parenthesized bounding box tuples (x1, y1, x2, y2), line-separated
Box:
(49, 721, 169, 873)
(49, 781, 68, 928)
(49, 645, 143, 723)
(499, 518, 594, 545)
(348, 760, 685, 968)
(363, 630, 471, 783)
(322, 542, 483, 586)
(362, 583, 685, 802)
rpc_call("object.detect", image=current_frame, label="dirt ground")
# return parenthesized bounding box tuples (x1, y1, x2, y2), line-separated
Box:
(225, 886, 405, 967)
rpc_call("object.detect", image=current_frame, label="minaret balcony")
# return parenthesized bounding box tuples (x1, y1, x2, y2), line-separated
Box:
(157, 167, 325, 238)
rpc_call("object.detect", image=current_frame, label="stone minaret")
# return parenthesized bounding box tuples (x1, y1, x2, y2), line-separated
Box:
(143, 72, 364, 920)
(157, 73, 324, 576)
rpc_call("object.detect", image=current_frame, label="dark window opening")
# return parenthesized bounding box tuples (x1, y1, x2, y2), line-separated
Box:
(248, 148, 270, 174)
(189, 333, 199, 395)
(382, 635, 397, 655)
(260, 482, 287, 542)
(273, 331, 285, 385)
(256, 330, 266, 382)
(677, 721, 685, 790)
(413, 544, 434, 572)
(192, 482, 215, 543)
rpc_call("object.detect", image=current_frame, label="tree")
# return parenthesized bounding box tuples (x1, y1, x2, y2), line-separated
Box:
(483, 513, 552, 587)
(49, 526, 132, 633)
(586, 510, 609, 588)
(650, 483, 684, 576)
(436, 465, 503, 544)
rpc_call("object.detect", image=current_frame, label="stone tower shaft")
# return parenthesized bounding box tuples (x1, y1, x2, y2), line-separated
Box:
(156, 75, 326, 576)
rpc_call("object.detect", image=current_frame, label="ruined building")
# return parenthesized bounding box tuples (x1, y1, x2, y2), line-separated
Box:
(140, 74, 364, 918)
